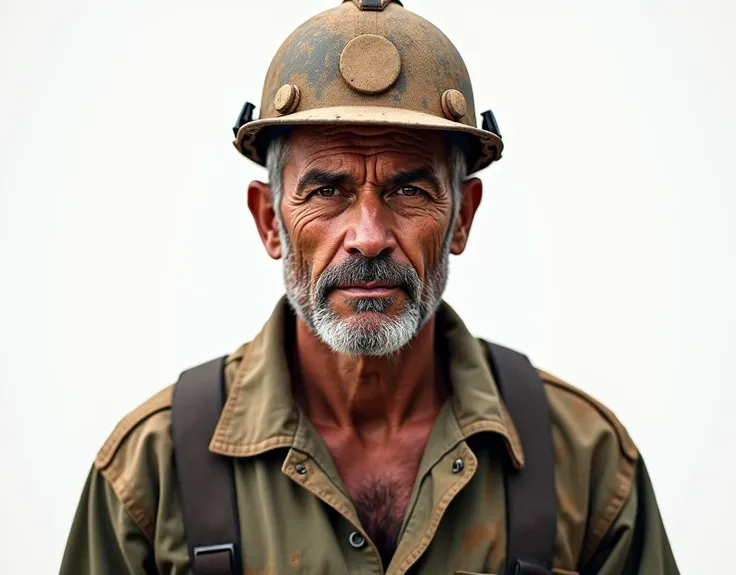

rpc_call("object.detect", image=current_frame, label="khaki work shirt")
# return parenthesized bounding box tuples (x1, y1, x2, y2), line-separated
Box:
(61, 299, 679, 574)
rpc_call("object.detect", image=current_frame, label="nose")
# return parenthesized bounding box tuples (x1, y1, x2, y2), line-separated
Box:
(342, 194, 397, 258)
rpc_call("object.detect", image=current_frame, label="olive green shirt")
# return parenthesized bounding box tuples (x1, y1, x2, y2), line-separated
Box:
(60, 300, 679, 574)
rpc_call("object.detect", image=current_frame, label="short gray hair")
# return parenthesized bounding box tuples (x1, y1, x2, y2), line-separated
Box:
(266, 132, 467, 225)
(265, 134, 291, 213)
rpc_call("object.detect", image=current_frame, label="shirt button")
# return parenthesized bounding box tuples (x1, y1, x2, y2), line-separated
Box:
(349, 532, 366, 549)
(452, 458, 464, 473)
(295, 463, 307, 475)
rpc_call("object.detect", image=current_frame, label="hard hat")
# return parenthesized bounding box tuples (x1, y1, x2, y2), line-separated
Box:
(232, 0, 503, 174)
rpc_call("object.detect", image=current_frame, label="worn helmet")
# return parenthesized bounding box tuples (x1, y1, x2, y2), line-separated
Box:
(232, 0, 503, 174)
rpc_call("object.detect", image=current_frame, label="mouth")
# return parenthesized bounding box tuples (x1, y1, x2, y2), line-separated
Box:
(335, 283, 400, 297)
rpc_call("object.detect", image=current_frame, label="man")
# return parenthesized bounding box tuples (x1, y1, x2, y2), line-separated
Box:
(61, 1, 679, 574)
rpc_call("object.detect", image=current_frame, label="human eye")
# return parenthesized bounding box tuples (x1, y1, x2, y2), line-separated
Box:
(395, 185, 424, 197)
(313, 186, 341, 198)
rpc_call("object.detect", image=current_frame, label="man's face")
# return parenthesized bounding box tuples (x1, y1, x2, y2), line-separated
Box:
(274, 126, 461, 356)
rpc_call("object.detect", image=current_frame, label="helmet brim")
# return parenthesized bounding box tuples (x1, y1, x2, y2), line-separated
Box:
(233, 106, 503, 175)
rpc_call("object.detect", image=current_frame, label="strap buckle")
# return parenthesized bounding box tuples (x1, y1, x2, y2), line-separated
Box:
(193, 543, 235, 574)
(513, 559, 552, 575)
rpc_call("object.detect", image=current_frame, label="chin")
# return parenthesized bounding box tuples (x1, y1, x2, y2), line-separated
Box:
(343, 309, 394, 330)
(313, 306, 423, 357)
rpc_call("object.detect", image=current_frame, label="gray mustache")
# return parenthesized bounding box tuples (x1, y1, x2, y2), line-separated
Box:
(315, 255, 421, 304)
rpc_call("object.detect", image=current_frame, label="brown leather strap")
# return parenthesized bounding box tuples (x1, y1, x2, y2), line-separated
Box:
(483, 341, 556, 575)
(172, 357, 240, 575)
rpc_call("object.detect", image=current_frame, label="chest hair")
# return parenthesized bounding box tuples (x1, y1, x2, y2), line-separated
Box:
(349, 475, 415, 568)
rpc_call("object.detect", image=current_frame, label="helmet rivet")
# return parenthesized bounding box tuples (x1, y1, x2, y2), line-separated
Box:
(340, 34, 401, 95)
(441, 89, 467, 121)
(274, 84, 301, 115)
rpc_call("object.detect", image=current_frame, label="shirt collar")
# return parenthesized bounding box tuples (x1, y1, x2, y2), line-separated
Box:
(210, 297, 524, 468)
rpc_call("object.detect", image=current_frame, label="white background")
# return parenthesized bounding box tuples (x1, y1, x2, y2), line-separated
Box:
(1, 0, 734, 572)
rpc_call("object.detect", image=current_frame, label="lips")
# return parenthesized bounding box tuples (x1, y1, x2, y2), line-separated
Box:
(335, 283, 401, 297)
(338, 282, 397, 290)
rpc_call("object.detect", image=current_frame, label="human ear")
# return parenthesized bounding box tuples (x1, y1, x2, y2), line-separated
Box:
(449, 177, 483, 255)
(247, 181, 282, 259)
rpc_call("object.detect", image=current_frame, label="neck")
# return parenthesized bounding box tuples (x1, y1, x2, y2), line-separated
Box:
(292, 315, 447, 438)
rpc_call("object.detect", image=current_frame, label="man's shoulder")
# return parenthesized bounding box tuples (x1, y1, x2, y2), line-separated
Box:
(94, 346, 249, 473)
(538, 368, 638, 462)
(88, 383, 177, 543)
(536, 368, 640, 564)
(88, 346, 248, 541)
(94, 384, 175, 472)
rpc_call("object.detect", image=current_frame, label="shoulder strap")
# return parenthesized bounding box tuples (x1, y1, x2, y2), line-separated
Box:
(482, 341, 557, 575)
(172, 356, 241, 575)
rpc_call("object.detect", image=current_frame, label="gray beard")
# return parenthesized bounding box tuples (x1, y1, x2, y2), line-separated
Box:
(280, 231, 450, 357)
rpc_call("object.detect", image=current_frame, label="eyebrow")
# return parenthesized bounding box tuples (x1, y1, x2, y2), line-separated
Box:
(297, 169, 354, 194)
(385, 168, 443, 193)
(295, 166, 444, 194)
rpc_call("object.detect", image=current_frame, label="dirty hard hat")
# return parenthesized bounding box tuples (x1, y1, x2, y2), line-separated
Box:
(232, 0, 503, 174)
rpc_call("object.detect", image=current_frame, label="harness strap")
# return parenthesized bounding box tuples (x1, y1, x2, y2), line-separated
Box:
(172, 357, 240, 575)
(483, 341, 557, 575)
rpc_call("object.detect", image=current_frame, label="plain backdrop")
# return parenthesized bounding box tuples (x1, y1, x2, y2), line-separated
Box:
(2, 0, 735, 572)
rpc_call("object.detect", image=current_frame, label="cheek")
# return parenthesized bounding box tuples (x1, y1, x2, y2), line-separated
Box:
(286, 207, 343, 279)
(398, 214, 450, 277)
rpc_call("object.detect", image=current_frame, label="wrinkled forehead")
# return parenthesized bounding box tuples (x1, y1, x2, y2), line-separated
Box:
(284, 125, 452, 178)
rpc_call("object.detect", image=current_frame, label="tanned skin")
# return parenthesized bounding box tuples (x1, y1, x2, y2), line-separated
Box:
(248, 126, 483, 567)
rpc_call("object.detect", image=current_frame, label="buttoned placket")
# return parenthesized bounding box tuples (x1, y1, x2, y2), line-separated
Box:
(283, 403, 487, 575)
(281, 443, 480, 575)
(388, 442, 479, 575)
(282, 410, 386, 574)
(282, 447, 385, 574)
